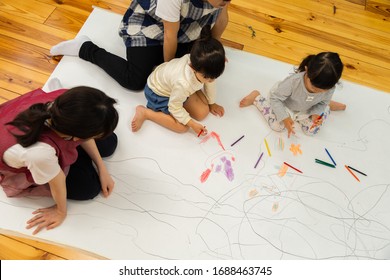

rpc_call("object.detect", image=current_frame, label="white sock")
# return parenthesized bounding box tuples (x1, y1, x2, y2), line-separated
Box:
(50, 35, 91, 56)
(46, 77, 63, 91)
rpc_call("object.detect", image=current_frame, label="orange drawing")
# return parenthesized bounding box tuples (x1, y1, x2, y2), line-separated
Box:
(289, 144, 302, 156)
(249, 189, 258, 198)
(278, 164, 288, 177)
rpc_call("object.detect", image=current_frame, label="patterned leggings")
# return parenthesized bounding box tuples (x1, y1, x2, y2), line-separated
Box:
(253, 93, 330, 136)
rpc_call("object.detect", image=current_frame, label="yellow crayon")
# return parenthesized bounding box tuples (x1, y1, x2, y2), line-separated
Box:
(264, 138, 271, 157)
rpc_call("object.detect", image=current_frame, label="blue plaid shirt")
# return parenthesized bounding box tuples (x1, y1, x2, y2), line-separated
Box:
(119, 0, 221, 47)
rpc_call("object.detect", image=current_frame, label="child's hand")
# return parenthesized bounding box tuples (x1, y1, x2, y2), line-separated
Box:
(209, 103, 225, 117)
(283, 117, 295, 138)
(311, 114, 323, 126)
(188, 120, 207, 137)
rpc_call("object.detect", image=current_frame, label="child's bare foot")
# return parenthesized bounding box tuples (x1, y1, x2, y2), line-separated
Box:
(131, 105, 147, 132)
(239, 90, 260, 107)
(329, 100, 346, 111)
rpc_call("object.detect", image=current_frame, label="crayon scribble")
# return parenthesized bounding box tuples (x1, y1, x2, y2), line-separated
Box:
(278, 164, 288, 177)
(289, 143, 302, 156)
(200, 155, 235, 183)
(199, 131, 235, 183)
(200, 131, 225, 150)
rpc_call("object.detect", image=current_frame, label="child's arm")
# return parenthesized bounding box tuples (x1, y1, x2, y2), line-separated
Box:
(283, 117, 296, 138)
(204, 81, 225, 116)
(269, 80, 293, 122)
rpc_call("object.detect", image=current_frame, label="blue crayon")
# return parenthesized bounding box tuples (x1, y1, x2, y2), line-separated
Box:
(325, 148, 336, 166)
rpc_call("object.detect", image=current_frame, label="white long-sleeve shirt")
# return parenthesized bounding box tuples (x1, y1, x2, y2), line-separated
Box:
(3, 142, 60, 184)
(147, 54, 216, 125)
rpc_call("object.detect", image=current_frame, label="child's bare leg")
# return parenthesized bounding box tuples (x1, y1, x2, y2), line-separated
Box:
(131, 105, 188, 133)
(239, 90, 260, 107)
(329, 100, 346, 111)
(184, 90, 209, 121)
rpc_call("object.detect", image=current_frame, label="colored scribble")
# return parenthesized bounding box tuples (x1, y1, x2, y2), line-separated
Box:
(289, 143, 302, 156)
(278, 164, 288, 177)
(200, 168, 212, 183)
(221, 156, 234, 181)
(199, 131, 235, 183)
(249, 189, 258, 198)
(277, 137, 284, 151)
(200, 155, 235, 183)
(200, 131, 225, 150)
(272, 202, 279, 212)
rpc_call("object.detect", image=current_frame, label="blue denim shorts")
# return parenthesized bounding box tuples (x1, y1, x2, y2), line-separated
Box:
(144, 84, 170, 115)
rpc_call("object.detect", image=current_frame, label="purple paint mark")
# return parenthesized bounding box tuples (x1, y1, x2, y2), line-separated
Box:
(215, 164, 222, 173)
(223, 159, 234, 181)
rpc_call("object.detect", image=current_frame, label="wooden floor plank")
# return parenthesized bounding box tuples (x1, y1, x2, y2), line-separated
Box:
(0, 34, 57, 75)
(266, 0, 390, 33)
(230, 1, 390, 54)
(45, 7, 90, 34)
(0, 11, 76, 50)
(227, 8, 390, 67)
(0, 234, 65, 260)
(0, 59, 51, 95)
(366, 0, 390, 17)
(0, 0, 55, 24)
(1, 230, 107, 260)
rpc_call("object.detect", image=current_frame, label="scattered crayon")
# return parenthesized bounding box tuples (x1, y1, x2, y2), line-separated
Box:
(231, 135, 245, 147)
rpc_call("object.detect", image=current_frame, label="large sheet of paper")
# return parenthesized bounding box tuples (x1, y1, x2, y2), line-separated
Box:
(1, 8, 389, 260)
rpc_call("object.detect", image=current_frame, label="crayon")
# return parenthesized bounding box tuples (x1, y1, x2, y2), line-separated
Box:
(283, 162, 303, 173)
(347, 165, 367, 176)
(197, 126, 205, 137)
(231, 135, 245, 146)
(264, 138, 271, 156)
(325, 148, 336, 166)
(254, 152, 264, 168)
(315, 159, 336, 168)
(345, 165, 360, 182)
(310, 112, 324, 130)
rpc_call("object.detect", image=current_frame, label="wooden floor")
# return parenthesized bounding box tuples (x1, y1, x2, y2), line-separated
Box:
(0, 0, 389, 259)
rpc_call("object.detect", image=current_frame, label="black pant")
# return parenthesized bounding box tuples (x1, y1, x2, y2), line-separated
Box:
(79, 41, 194, 91)
(66, 133, 118, 200)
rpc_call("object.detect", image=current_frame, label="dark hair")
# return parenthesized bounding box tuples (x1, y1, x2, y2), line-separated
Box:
(7, 86, 119, 147)
(190, 25, 225, 79)
(296, 52, 344, 89)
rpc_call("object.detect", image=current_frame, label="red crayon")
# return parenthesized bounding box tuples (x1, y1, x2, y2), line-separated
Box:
(197, 126, 206, 137)
(310, 112, 324, 130)
(283, 162, 303, 173)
